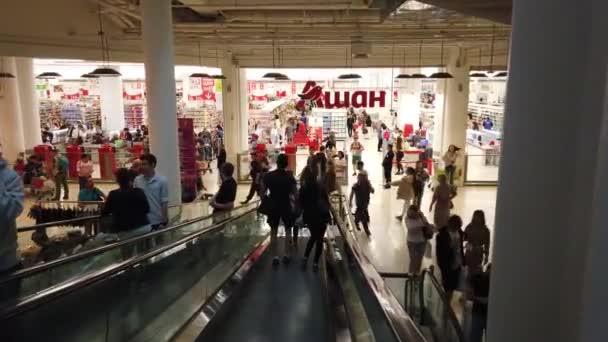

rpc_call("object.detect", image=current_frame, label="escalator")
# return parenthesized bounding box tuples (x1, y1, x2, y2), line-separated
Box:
(1, 199, 426, 342)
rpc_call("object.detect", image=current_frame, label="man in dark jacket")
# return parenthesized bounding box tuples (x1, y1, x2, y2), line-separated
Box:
(382, 144, 395, 189)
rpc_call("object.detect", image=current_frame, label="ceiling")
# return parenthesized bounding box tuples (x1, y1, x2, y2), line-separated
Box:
(0, 0, 512, 68)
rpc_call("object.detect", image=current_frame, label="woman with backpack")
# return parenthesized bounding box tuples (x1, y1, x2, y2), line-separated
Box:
(405, 205, 433, 275)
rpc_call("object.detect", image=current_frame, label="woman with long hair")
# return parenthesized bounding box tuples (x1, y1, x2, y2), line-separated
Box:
(349, 171, 374, 235)
(430, 174, 457, 228)
(436, 214, 465, 303)
(442, 144, 460, 185)
(464, 210, 491, 275)
(299, 154, 331, 271)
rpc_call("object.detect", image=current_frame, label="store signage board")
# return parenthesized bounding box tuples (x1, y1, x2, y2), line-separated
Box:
(295, 81, 387, 110)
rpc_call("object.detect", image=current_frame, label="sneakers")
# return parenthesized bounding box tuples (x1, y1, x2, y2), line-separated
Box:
(383, 184, 391, 189)
(240, 200, 249, 205)
(395, 215, 403, 221)
(300, 257, 308, 270)
(312, 263, 319, 272)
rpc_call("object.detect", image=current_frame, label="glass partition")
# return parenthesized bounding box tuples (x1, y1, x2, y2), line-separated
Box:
(463, 154, 500, 184)
(0, 202, 258, 309)
(1, 208, 268, 342)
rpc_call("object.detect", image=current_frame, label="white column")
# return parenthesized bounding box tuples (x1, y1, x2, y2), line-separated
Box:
(140, 0, 181, 205)
(15, 57, 42, 149)
(238, 68, 249, 151)
(441, 47, 469, 185)
(221, 54, 240, 165)
(99, 73, 125, 133)
(488, 1, 608, 342)
(0, 57, 25, 162)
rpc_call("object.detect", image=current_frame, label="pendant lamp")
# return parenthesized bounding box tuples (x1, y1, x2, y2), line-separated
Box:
(493, 38, 509, 78)
(470, 48, 487, 78)
(211, 48, 226, 80)
(410, 41, 426, 78)
(263, 41, 283, 79)
(484, 25, 499, 78)
(338, 44, 362, 80)
(429, 40, 453, 79)
(189, 41, 210, 78)
(89, 5, 121, 77)
(81, 73, 100, 78)
(395, 47, 411, 79)
(36, 72, 62, 79)
(0, 57, 15, 78)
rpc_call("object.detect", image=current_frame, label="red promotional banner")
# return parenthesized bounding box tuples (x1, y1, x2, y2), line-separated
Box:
(62, 93, 80, 100)
(276, 90, 287, 97)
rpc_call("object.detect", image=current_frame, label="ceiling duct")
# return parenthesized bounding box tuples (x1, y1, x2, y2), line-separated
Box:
(351, 41, 371, 59)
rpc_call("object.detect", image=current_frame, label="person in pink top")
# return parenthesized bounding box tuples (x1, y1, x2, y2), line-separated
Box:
(76, 153, 94, 190)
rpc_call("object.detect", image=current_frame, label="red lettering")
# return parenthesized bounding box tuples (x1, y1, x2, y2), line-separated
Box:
(369, 91, 386, 108)
(351, 91, 368, 108)
(324, 91, 350, 109)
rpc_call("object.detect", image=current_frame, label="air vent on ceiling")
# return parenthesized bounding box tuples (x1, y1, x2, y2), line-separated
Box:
(353, 53, 369, 59)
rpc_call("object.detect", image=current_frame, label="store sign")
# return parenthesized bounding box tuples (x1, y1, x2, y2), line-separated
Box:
(296, 81, 386, 110)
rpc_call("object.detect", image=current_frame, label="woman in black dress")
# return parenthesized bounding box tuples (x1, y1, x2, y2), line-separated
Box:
(436, 214, 465, 303)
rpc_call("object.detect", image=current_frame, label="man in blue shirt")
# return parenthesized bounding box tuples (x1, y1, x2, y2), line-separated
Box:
(134, 154, 169, 229)
(0, 144, 24, 284)
(483, 117, 494, 130)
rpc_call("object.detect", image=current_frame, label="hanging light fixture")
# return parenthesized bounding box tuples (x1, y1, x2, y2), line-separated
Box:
(36, 72, 63, 79)
(81, 73, 100, 79)
(263, 40, 284, 79)
(189, 41, 210, 78)
(483, 25, 500, 79)
(429, 39, 453, 79)
(211, 48, 226, 80)
(395, 47, 411, 79)
(89, 4, 121, 77)
(470, 47, 487, 78)
(338, 43, 362, 79)
(410, 40, 426, 78)
(493, 38, 509, 77)
(0, 57, 15, 78)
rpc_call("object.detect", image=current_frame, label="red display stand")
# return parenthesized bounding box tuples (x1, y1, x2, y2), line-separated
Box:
(34, 145, 54, 177)
(293, 123, 309, 146)
(66, 145, 82, 179)
(403, 124, 414, 138)
(98, 145, 116, 180)
(178, 118, 197, 202)
(129, 144, 144, 160)
(284, 144, 297, 172)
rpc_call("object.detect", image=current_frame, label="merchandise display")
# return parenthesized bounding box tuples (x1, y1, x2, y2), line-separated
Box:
(124, 103, 145, 129)
(319, 111, 347, 139)
(468, 78, 506, 133)
(60, 103, 83, 125)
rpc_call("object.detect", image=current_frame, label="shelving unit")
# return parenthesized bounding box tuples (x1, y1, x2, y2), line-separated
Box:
(124, 103, 145, 129)
(39, 100, 61, 128)
(60, 103, 83, 125)
(319, 111, 347, 140)
(468, 103, 504, 133)
(80, 97, 101, 126)
(179, 106, 221, 132)
(468, 78, 506, 133)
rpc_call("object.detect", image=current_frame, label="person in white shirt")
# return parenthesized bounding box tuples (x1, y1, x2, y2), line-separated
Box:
(134, 153, 169, 229)
(404, 205, 433, 275)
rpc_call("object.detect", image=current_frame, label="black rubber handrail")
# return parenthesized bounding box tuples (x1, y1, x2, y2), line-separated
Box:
(1, 201, 258, 285)
(0, 204, 259, 320)
(17, 215, 101, 232)
(330, 194, 426, 342)
(420, 267, 466, 342)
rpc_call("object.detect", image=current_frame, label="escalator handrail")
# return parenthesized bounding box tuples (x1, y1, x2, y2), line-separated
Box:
(1, 201, 258, 286)
(17, 215, 101, 233)
(0, 204, 259, 320)
(420, 267, 466, 342)
(329, 195, 427, 342)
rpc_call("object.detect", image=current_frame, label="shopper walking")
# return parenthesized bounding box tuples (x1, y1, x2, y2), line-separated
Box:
(241, 160, 261, 204)
(300, 155, 332, 272)
(349, 171, 374, 236)
(393, 167, 415, 221)
(0, 145, 25, 298)
(413, 161, 430, 208)
(436, 214, 465, 303)
(469, 264, 491, 342)
(443, 144, 460, 185)
(210, 162, 237, 214)
(404, 205, 432, 275)
(52, 149, 69, 201)
(263, 154, 297, 266)
(395, 133, 404, 175)
(347, 111, 355, 138)
(102, 168, 151, 238)
(77, 153, 94, 190)
(376, 122, 384, 152)
(382, 144, 395, 189)
(134, 154, 169, 229)
(430, 174, 456, 228)
(350, 136, 364, 176)
(464, 210, 491, 275)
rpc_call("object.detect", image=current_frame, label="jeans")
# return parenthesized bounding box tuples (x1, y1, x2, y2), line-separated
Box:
(347, 125, 353, 137)
(383, 165, 392, 184)
(470, 310, 487, 342)
(377, 138, 383, 151)
(304, 222, 328, 263)
(445, 164, 456, 185)
(78, 176, 89, 190)
(54, 172, 69, 200)
(414, 186, 425, 208)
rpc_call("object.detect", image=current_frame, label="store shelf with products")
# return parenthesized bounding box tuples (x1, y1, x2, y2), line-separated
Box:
(39, 100, 62, 128)
(468, 103, 504, 133)
(60, 103, 83, 125)
(318, 111, 347, 140)
(80, 97, 101, 126)
(179, 106, 221, 132)
(124, 103, 145, 129)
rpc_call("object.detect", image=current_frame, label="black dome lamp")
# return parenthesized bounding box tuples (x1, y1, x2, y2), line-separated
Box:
(429, 39, 453, 79)
(410, 40, 427, 79)
(36, 72, 63, 79)
(189, 41, 211, 78)
(395, 47, 411, 79)
(89, 5, 121, 77)
(81, 73, 100, 78)
(494, 71, 508, 77)
(470, 47, 488, 78)
(211, 48, 226, 79)
(337, 44, 362, 80)
(0, 57, 15, 78)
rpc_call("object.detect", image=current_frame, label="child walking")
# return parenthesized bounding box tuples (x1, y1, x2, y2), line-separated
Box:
(349, 171, 375, 236)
